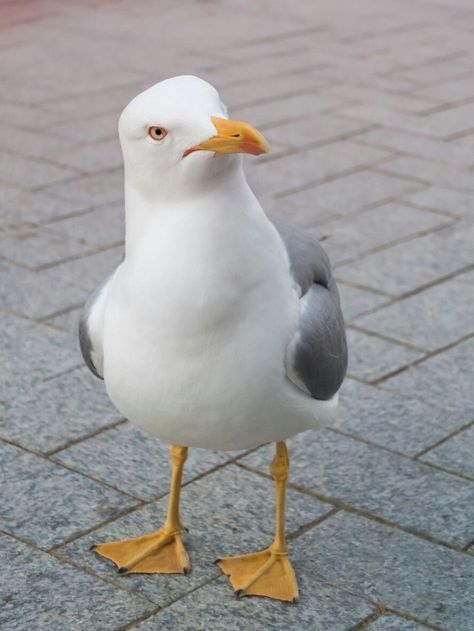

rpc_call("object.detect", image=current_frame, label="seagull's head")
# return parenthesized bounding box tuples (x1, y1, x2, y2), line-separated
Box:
(119, 75, 269, 200)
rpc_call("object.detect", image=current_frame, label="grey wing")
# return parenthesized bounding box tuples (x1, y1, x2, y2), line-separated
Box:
(79, 273, 115, 379)
(274, 221, 348, 400)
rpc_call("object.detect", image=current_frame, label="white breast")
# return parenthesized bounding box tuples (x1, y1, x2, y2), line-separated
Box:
(102, 191, 308, 450)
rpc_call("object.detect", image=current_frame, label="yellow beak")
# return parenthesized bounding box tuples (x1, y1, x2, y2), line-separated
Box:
(183, 117, 270, 158)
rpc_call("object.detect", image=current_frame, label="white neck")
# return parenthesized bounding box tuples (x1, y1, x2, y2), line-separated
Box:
(123, 161, 257, 258)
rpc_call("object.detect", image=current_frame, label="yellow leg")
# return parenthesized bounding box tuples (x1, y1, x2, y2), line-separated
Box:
(218, 442, 299, 602)
(91, 445, 190, 575)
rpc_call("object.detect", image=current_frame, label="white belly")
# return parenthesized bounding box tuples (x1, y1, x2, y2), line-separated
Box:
(102, 211, 308, 450)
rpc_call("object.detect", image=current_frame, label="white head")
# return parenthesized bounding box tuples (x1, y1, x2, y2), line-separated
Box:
(119, 75, 269, 202)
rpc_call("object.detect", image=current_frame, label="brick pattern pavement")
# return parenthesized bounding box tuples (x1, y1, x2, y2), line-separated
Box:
(1, 0, 474, 629)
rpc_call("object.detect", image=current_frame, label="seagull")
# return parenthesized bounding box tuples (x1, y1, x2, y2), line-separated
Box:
(79, 75, 347, 602)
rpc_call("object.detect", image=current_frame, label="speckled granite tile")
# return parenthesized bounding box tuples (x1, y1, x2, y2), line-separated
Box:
(48, 246, 123, 294)
(0, 441, 137, 549)
(338, 379, 466, 456)
(403, 185, 474, 218)
(46, 203, 124, 250)
(281, 170, 421, 216)
(421, 425, 474, 479)
(136, 575, 374, 631)
(382, 336, 474, 420)
(43, 170, 124, 207)
(57, 464, 332, 606)
(337, 284, 389, 321)
(365, 616, 431, 631)
(241, 431, 474, 546)
(0, 227, 97, 270)
(46, 307, 81, 335)
(1, 314, 79, 399)
(346, 328, 423, 382)
(53, 423, 235, 500)
(0, 149, 76, 190)
(354, 270, 474, 351)
(290, 512, 474, 631)
(318, 202, 448, 266)
(1, 367, 121, 453)
(337, 220, 474, 296)
(0, 184, 94, 229)
(0, 533, 153, 631)
(0, 260, 88, 320)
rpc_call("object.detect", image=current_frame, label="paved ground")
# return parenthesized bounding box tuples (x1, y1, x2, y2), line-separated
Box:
(1, 0, 474, 629)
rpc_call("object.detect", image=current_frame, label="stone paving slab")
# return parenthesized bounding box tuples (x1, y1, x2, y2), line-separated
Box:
(338, 379, 467, 457)
(337, 283, 389, 322)
(136, 575, 374, 631)
(382, 336, 474, 419)
(365, 617, 431, 631)
(1, 367, 122, 453)
(0, 441, 137, 549)
(345, 328, 424, 382)
(420, 424, 474, 479)
(354, 269, 474, 351)
(292, 512, 474, 631)
(53, 422, 237, 500)
(0, 184, 95, 229)
(0, 533, 154, 631)
(337, 219, 474, 296)
(1, 314, 79, 399)
(318, 202, 451, 267)
(281, 170, 424, 218)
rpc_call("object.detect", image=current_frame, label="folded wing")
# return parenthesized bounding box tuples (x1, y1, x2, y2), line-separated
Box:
(79, 273, 115, 379)
(274, 221, 348, 400)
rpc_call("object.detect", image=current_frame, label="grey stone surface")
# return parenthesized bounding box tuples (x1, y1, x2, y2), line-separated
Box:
(0, 260, 89, 319)
(53, 422, 235, 500)
(46, 307, 81, 335)
(338, 379, 467, 457)
(337, 284, 389, 321)
(0, 149, 76, 190)
(233, 92, 345, 129)
(58, 464, 332, 606)
(364, 616, 430, 631)
(1, 367, 122, 453)
(1, 314, 79, 405)
(262, 113, 369, 151)
(46, 246, 123, 294)
(0, 533, 154, 631)
(382, 336, 474, 420)
(292, 512, 474, 631)
(421, 425, 474, 479)
(47, 204, 125, 250)
(241, 431, 474, 546)
(136, 575, 374, 631)
(403, 185, 474, 218)
(0, 226, 97, 270)
(280, 170, 423, 217)
(0, 184, 94, 229)
(0, 441, 137, 549)
(48, 138, 122, 174)
(337, 219, 474, 296)
(345, 328, 424, 382)
(44, 170, 124, 207)
(355, 269, 474, 351)
(318, 203, 450, 266)
(249, 141, 389, 198)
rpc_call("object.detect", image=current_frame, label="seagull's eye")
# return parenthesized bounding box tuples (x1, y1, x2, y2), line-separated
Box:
(148, 126, 168, 141)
